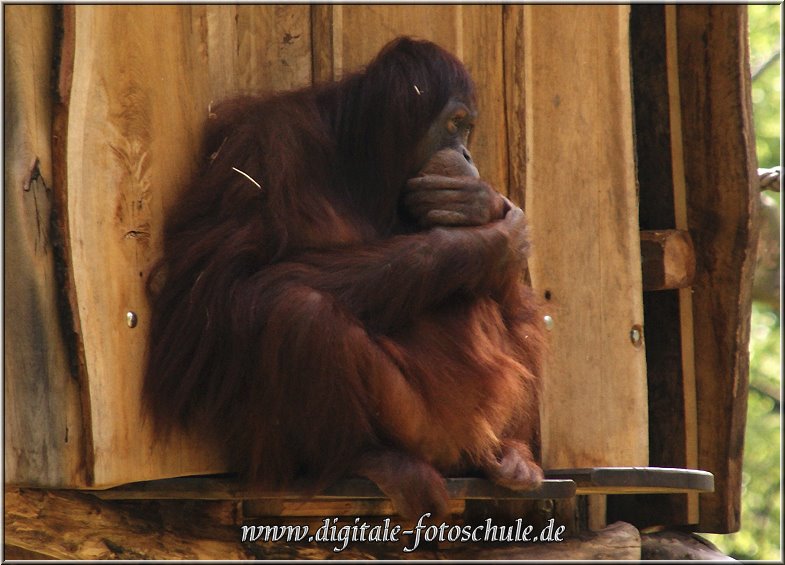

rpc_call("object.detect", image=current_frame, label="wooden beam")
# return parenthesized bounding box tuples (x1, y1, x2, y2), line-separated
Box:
(676, 5, 759, 533)
(4, 488, 643, 560)
(447, 521, 642, 560)
(4, 488, 249, 560)
(640, 229, 696, 291)
(641, 530, 736, 560)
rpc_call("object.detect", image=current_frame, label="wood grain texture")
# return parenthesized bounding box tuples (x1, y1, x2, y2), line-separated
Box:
(3, 5, 88, 487)
(503, 5, 527, 208)
(312, 5, 509, 196)
(676, 5, 759, 534)
(641, 530, 736, 561)
(61, 5, 219, 487)
(522, 5, 648, 469)
(4, 488, 251, 560)
(55, 5, 314, 487)
(191, 5, 312, 100)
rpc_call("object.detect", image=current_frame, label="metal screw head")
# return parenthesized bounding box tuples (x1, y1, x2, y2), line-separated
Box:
(544, 315, 554, 331)
(630, 324, 643, 348)
(126, 311, 138, 328)
(537, 498, 555, 516)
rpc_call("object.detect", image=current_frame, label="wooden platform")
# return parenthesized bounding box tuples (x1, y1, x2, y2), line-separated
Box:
(89, 467, 712, 503)
(5, 488, 651, 560)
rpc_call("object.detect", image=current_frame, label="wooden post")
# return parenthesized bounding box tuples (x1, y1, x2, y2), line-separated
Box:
(676, 5, 758, 533)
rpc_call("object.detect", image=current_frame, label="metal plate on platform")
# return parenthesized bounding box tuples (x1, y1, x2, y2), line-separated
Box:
(544, 467, 714, 494)
(91, 476, 576, 501)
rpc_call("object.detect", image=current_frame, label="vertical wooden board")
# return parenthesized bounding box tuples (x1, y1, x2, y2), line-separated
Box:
(63, 4, 218, 487)
(503, 5, 527, 208)
(3, 5, 87, 487)
(675, 5, 758, 534)
(190, 5, 312, 101)
(663, 4, 700, 524)
(59, 5, 313, 487)
(313, 5, 463, 80)
(629, 9, 686, 473)
(458, 5, 507, 195)
(312, 5, 508, 195)
(235, 5, 312, 92)
(522, 6, 648, 469)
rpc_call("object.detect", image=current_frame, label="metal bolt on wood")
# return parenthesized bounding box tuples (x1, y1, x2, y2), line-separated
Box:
(126, 311, 138, 328)
(629, 325, 643, 348)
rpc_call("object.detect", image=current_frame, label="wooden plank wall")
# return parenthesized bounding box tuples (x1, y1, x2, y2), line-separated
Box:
(9, 5, 648, 489)
(4, 5, 87, 487)
(53, 5, 318, 487)
(315, 3, 649, 471)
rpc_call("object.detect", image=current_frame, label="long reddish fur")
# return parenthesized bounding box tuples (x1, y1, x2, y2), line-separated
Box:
(143, 36, 545, 511)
